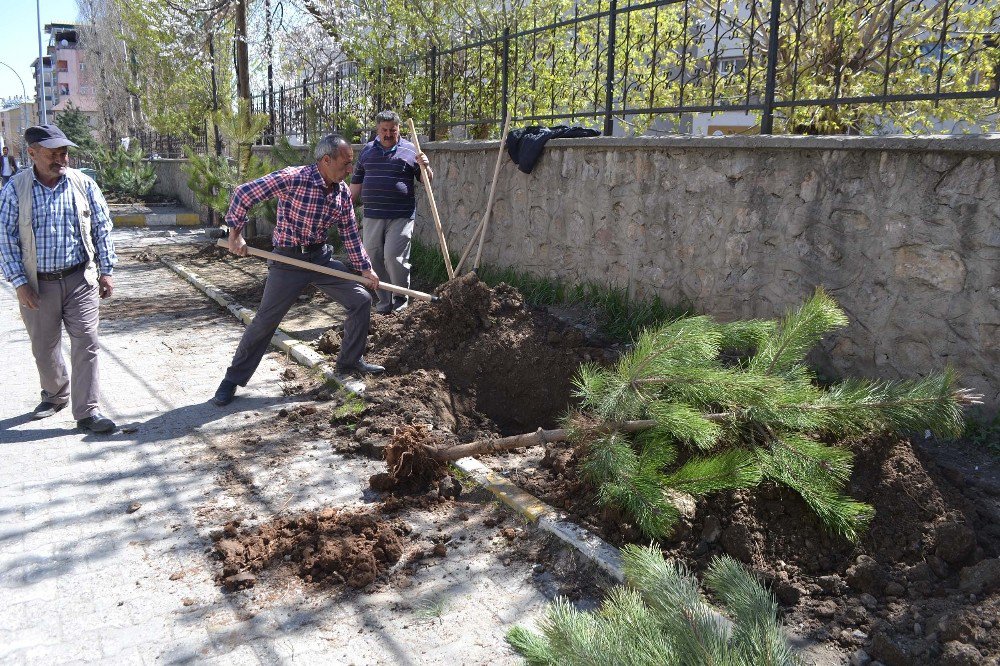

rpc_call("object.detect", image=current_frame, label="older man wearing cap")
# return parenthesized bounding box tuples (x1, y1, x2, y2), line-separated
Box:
(0, 124, 118, 433)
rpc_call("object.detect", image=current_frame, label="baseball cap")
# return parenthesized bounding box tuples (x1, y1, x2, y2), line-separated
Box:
(24, 124, 78, 149)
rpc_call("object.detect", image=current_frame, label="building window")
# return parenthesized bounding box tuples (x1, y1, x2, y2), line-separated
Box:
(59, 83, 70, 96)
(718, 57, 746, 77)
(57, 60, 68, 73)
(80, 62, 85, 71)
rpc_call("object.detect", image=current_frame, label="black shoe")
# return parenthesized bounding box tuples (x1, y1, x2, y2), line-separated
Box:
(336, 358, 385, 375)
(77, 412, 116, 434)
(32, 401, 66, 420)
(213, 379, 238, 406)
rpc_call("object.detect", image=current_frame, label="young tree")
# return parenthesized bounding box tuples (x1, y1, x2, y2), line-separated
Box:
(569, 289, 977, 541)
(56, 102, 101, 164)
(427, 289, 979, 543)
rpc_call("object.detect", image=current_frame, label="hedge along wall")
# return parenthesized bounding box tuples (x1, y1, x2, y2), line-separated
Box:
(413, 135, 1000, 414)
(158, 136, 998, 413)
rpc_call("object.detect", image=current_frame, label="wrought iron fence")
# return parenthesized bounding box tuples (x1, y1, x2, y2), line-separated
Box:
(134, 124, 210, 158)
(255, 0, 998, 142)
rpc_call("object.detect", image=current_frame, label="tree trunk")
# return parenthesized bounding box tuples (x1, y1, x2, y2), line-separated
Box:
(428, 420, 657, 462)
(235, 0, 251, 101)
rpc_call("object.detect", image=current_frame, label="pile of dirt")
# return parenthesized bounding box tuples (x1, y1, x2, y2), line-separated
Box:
(513, 436, 1000, 664)
(368, 273, 613, 434)
(213, 507, 408, 591)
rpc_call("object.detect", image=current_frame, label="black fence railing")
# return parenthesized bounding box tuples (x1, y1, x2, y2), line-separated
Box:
(134, 124, 209, 158)
(250, 0, 999, 143)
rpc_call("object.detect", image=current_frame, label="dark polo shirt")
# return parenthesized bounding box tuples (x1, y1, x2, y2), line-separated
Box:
(351, 138, 423, 219)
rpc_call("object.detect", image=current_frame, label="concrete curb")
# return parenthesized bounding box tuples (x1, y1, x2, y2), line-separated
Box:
(161, 255, 627, 582)
(453, 457, 625, 582)
(113, 212, 200, 227)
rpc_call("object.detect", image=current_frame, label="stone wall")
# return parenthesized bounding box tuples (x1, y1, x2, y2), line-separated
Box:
(147, 159, 210, 224)
(417, 135, 1000, 413)
(155, 136, 1000, 413)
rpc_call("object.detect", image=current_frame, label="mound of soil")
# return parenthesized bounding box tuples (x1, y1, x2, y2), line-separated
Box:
(369, 273, 613, 434)
(213, 507, 408, 590)
(515, 436, 1000, 664)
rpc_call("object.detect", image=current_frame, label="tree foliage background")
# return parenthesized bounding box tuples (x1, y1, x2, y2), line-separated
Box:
(80, 0, 997, 148)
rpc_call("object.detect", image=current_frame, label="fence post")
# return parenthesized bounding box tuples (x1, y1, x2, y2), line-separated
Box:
(335, 70, 341, 123)
(302, 78, 309, 144)
(280, 85, 286, 137)
(760, 0, 782, 134)
(501, 27, 510, 129)
(603, 0, 618, 136)
(430, 45, 437, 141)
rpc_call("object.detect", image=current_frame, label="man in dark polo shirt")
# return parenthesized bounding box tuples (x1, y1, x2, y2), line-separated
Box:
(349, 110, 432, 314)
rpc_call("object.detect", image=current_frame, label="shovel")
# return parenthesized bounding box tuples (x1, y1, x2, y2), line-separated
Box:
(206, 228, 440, 303)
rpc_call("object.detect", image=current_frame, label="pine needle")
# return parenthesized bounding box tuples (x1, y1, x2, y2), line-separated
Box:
(663, 450, 763, 496)
(749, 289, 848, 376)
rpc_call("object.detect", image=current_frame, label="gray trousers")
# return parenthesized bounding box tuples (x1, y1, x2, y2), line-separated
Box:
(19, 265, 101, 420)
(362, 216, 413, 312)
(224, 246, 372, 385)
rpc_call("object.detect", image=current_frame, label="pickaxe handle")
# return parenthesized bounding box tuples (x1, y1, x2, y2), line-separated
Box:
(214, 239, 440, 303)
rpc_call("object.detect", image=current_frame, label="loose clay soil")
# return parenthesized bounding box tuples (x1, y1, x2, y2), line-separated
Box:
(214, 506, 408, 591)
(167, 244, 999, 664)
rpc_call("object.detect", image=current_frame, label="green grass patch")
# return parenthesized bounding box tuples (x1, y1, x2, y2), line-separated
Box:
(962, 413, 1000, 455)
(411, 238, 688, 341)
(330, 391, 366, 421)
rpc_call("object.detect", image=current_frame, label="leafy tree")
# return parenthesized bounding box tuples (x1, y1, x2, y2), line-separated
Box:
(86, 0, 235, 138)
(508, 545, 802, 665)
(57, 103, 101, 165)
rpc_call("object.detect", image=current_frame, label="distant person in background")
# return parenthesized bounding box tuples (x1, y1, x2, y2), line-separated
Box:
(349, 110, 432, 314)
(0, 147, 18, 187)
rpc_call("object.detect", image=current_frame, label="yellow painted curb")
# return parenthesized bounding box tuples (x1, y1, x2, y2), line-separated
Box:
(113, 215, 147, 227)
(176, 214, 200, 226)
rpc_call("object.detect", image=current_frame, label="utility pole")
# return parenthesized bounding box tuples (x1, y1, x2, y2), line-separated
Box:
(36, 0, 48, 124)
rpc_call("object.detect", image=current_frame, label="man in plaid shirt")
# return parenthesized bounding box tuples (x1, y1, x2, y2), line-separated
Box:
(213, 133, 383, 405)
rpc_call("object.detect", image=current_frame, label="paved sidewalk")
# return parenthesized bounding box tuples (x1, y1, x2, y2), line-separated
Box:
(0, 229, 580, 665)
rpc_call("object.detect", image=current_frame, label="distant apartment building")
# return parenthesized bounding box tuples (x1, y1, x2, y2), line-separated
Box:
(31, 23, 99, 132)
(0, 100, 38, 160)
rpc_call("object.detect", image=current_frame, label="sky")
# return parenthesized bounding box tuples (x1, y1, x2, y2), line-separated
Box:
(0, 0, 81, 100)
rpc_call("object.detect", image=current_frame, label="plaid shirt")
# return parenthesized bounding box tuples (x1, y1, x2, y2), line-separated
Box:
(0, 170, 117, 289)
(225, 164, 371, 272)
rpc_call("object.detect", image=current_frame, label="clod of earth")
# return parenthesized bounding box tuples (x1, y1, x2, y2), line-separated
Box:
(214, 508, 407, 590)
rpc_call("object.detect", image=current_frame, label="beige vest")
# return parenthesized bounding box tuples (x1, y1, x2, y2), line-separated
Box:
(13, 168, 96, 294)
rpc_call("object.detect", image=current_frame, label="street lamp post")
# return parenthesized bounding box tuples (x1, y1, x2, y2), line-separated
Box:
(36, 0, 48, 125)
(0, 60, 31, 165)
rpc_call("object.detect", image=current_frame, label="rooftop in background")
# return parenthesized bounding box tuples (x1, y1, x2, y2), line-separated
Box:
(52, 94, 96, 113)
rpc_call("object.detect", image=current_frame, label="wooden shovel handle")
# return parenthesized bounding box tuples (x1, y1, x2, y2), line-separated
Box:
(407, 118, 455, 279)
(215, 239, 439, 302)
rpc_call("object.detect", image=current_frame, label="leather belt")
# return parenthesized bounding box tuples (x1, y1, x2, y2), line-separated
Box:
(37, 262, 85, 281)
(274, 242, 326, 255)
